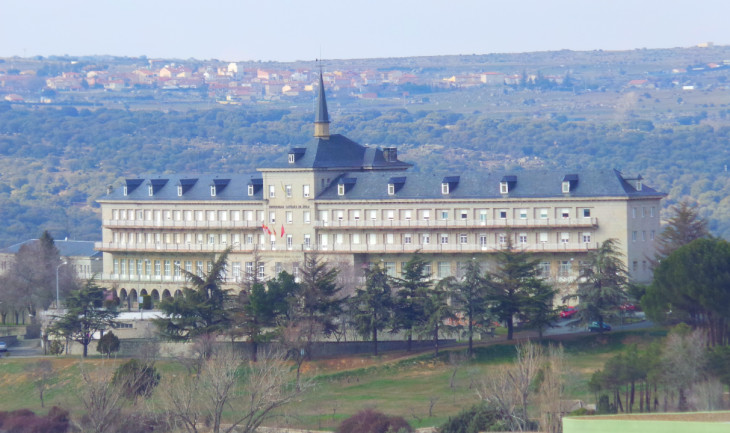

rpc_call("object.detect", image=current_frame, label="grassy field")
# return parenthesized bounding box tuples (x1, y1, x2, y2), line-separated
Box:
(0, 328, 667, 430)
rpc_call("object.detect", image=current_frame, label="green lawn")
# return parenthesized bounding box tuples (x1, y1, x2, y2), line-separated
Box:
(0, 328, 667, 430)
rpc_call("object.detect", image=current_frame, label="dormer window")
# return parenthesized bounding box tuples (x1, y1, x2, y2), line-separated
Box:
(442, 183, 449, 195)
(388, 184, 395, 195)
(288, 154, 295, 163)
(210, 185, 216, 197)
(148, 185, 153, 196)
(337, 184, 345, 196)
(562, 181, 570, 193)
(123, 186, 128, 196)
(247, 185, 254, 196)
(177, 185, 183, 196)
(562, 174, 578, 193)
(500, 182, 509, 194)
(636, 180, 642, 191)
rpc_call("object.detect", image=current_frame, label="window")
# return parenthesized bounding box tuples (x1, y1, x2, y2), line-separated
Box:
(303, 211, 311, 224)
(460, 233, 468, 244)
(185, 261, 192, 273)
(582, 232, 592, 243)
(257, 211, 264, 221)
(208, 234, 215, 244)
(632, 231, 637, 242)
(184, 210, 193, 221)
(164, 260, 171, 277)
(154, 260, 161, 276)
(561, 232, 570, 243)
(137, 260, 143, 275)
(537, 208, 548, 219)
(421, 209, 430, 220)
(207, 210, 216, 221)
(386, 233, 394, 244)
(559, 260, 571, 277)
(500, 182, 509, 194)
(368, 233, 377, 245)
(232, 233, 240, 244)
(562, 181, 570, 193)
(642, 230, 646, 241)
(498, 233, 507, 244)
(460, 209, 468, 220)
(275, 262, 283, 275)
(438, 261, 451, 278)
(288, 153, 295, 163)
(304, 234, 311, 248)
(479, 234, 487, 246)
(441, 183, 449, 194)
(286, 235, 293, 249)
(174, 261, 181, 277)
(286, 211, 293, 224)
(633, 261, 638, 272)
(285, 184, 292, 197)
(123, 187, 128, 196)
(423, 263, 432, 277)
(538, 262, 551, 277)
(269, 212, 276, 223)
(232, 262, 241, 280)
(479, 209, 487, 222)
(404, 210, 412, 220)
(650, 206, 655, 217)
(248, 185, 254, 196)
(246, 234, 253, 244)
(539, 232, 548, 243)
(352, 233, 360, 244)
(258, 264, 265, 279)
(303, 184, 310, 197)
(352, 210, 361, 220)
(422, 233, 431, 244)
(499, 210, 507, 219)
(177, 186, 183, 196)
(518, 209, 528, 219)
(210, 185, 216, 197)
(632, 208, 636, 218)
(220, 233, 227, 244)
(120, 260, 126, 275)
(245, 262, 253, 278)
(404, 233, 412, 244)
(369, 210, 377, 220)
(269, 185, 275, 198)
(386, 210, 394, 220)
(148, 185, 153, 196)
(388, 184, 395, 195)
(384, 262, 396, 277)
(145, 259, 151, 275)
(582, 208, 591, 218)
(650, 230, 655, 240)
(337, 184, 345, 195)
(319, 210, 329, 222)
(642, 207, 646, 218)
(440, 210, 449, 220)
(197, 261, 204, 277)
(560, 208, 570, 219)
(518, 233, 527, 244)
(440, 233, 449, 244)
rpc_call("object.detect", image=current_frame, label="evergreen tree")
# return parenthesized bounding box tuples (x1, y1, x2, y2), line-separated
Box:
(418, 277, 457, 356)
(653, 201, 709, 264)
(49, 279, 118, 357)
(569, 238, 628, 331)
(350, 264, 394, 356)
(154, 248, 233, 342)
(450, 260, 489, 355)
(392, 253, 431, 351)
(487, 239, 544, 340)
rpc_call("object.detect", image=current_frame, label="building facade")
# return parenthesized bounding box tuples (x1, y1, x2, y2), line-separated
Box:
(96, 75, 664, 305)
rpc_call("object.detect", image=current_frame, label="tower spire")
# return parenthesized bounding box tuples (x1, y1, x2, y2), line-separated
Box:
(314, 62, 330, 139)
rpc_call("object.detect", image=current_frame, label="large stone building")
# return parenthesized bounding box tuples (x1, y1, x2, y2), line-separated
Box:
(96, 75, 664, 305)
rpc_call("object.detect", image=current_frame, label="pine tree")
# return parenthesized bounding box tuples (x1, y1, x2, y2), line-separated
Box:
(350, 264, 394, 356)
(392, 253, 431, 351)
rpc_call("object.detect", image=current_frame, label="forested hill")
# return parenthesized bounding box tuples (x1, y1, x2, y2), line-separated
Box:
(1, 103, 730, 248)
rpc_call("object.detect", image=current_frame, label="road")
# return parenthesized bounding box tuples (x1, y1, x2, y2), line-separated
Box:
(544, 312, 652, 336)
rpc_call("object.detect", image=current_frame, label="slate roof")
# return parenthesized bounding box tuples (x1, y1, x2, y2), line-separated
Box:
(1, 239, 102, 258)
(102, 173, 264, 201)
(263, 135, 411, 170)
(316, 169, 665, 201)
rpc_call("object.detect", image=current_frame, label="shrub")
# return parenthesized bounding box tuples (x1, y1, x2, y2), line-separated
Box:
(0, 406, 70, 433)
(48, 339, 64, 356)
(112, 359, 160, 401)
(337, 409, 413, 433)
(25, 323, 41, 339)
(438, 403, 509, 433)
(96, 331, 120, 357)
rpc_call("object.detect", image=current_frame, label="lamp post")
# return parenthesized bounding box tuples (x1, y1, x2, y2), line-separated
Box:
(56, 261, 67, 309)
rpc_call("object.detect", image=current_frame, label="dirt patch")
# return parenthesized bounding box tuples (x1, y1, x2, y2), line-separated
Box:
(586, 411, 730, 422)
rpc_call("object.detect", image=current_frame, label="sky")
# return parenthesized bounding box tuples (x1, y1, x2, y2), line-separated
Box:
(1, 0, 728, 62)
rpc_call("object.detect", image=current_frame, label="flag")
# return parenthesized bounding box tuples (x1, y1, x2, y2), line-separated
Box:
(280, 225, 285, 238)
(262, 224, 270, 235)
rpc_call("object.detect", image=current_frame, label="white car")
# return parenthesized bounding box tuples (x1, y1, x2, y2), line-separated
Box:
(0, 341, 7, 352)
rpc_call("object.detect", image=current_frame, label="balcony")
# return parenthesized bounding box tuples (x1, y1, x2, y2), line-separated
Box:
(102, 219, 262, 230)
(98, 273, 245, 284)
(314, 217, 598, 230)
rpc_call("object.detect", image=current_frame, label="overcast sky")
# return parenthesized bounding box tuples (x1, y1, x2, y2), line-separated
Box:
(1, 0, 728, 62)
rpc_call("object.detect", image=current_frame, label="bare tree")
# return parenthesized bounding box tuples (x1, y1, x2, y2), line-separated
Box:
(475, 341, 543, 431)
(160, 347, 308, 433)
(75, 362, 127, 433)
(538, 344, 565, 433)
(661, 326, 708, 411)
(24, 360, 54, 408)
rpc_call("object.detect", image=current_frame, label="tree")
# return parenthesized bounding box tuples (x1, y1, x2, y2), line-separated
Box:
(350, 264, 394, 356)
(521, 277, 557, 340)
(337, 409, 413, 433)
(393, 253, 431, 351)
(487, 239, 546, 340)
(159, 348, 307, 433)
(76, 362, 127, 433)
(661, 325, 708, 411)
(289, 254, 344, 354)
(24, 360, 54, 408)
(644, 238, 730, 345)
(155, 248, 233, 342)
(653, 201, 709, 263)
(418, 277, 457, 357)
(568, 239, 628, 331)
(449, 260, 489, 355)
(48, 279, 118, 357)
(96, 331, 120, 357)
(111, 358, 160, 403)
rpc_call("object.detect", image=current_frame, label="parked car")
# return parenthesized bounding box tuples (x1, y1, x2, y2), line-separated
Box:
(0, 341, 6, 352)
(588, 321, 612, 332)
(620, 303, 637, 312)
(560, 306, 578, 319)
